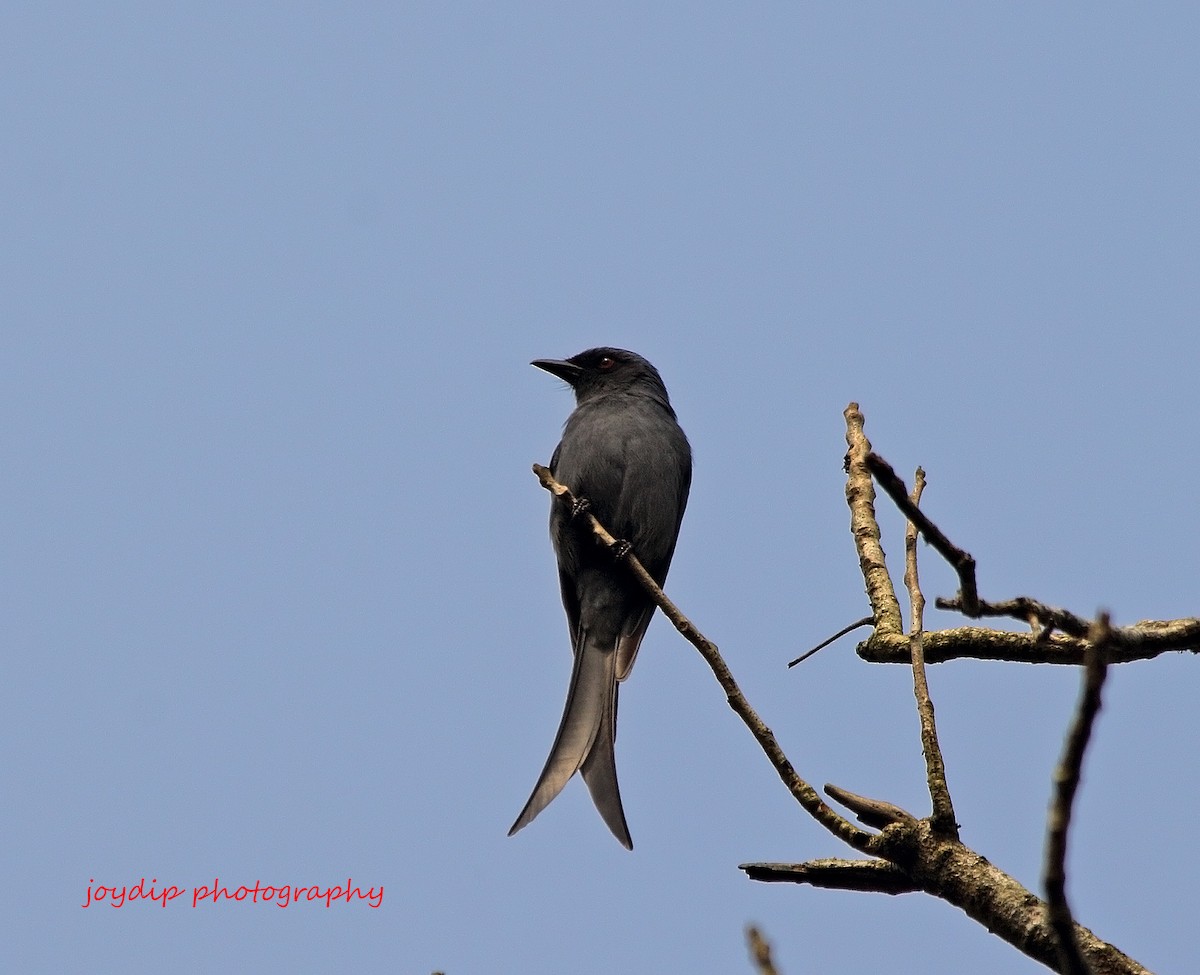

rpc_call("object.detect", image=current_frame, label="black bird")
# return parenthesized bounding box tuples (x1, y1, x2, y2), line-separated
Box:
(509, 347, 692, 849)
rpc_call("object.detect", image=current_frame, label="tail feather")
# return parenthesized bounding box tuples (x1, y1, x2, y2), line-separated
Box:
(509, 632, 620, 841)
(580, 679, 632, 849)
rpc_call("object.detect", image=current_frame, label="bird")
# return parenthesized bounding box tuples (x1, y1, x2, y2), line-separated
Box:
(509, 347, 692, 849)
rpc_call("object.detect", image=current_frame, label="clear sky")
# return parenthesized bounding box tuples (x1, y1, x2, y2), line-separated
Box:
(4, 4, 1197, 973)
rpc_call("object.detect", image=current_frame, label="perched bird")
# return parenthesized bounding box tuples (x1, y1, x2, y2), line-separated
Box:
(509, 347, 692, 849)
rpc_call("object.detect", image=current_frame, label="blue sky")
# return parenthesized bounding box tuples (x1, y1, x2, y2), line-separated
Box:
(4, 4, 1197, 973)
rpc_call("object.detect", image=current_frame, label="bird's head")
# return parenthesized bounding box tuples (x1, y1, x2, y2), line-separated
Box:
(531, 347, 673, 410)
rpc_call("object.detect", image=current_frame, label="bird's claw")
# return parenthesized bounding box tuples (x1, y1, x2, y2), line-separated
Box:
(612, 539, 633, 561)
(571, 496, 592, 520)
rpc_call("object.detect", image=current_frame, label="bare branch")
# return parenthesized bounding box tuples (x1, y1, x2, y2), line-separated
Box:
(824, 783, 915, 828)
(741, 859, 917, 895)
(531, 463, 876, 852)
(843, 404, 903, 635)
(858, 457, 1197, 664)
(746, 827, 1147, 974)
(858, 619, 1199, 665)
(902, 468, 958, 836)
(745, 926, 779, 975)
(1044, 614, 1112, 975)
(533, 399, 1165, 975)
(865, 451, 979, 613)
(937, 594, 1093, 637)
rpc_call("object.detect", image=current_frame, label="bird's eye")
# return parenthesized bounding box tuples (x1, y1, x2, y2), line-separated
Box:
(597, 356, 615, 370)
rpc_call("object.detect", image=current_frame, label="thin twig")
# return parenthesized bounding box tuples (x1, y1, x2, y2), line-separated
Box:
(903, 468, 957, 836)
(936, 594, 1094, 637)
(865, 451, 979, 613)
(1044, 613, 1111, 975)
(787, 615, 874, 667)
(532, 463, 875, 852)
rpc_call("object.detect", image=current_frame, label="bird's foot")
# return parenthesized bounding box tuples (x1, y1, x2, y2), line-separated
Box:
(611, 539, 633, 561)
(570, 496, 591, 520)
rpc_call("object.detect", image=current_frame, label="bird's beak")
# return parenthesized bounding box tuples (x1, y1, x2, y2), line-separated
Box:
(531, 358, 583, 384)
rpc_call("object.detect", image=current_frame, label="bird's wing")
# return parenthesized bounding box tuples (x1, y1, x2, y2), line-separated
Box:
(557, 566, 581, 650)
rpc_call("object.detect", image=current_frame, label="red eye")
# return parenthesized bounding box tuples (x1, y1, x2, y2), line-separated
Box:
(598, 356, 615, 370)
